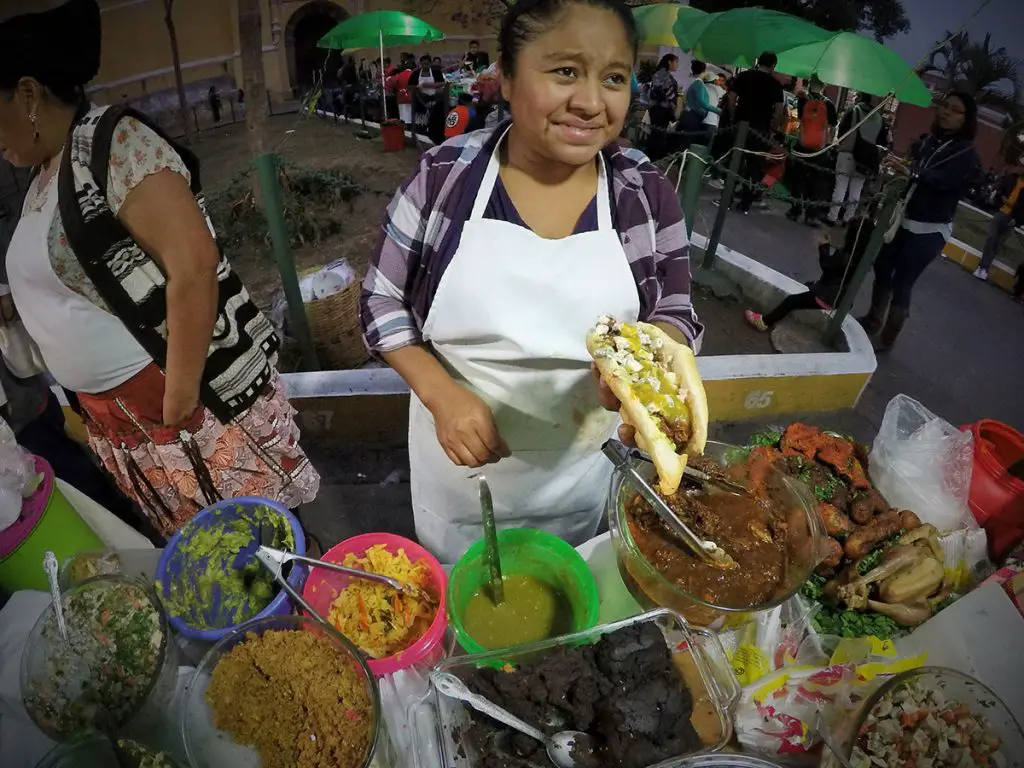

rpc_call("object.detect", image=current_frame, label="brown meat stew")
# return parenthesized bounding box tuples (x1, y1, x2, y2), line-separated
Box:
(625, 457, 795, 609)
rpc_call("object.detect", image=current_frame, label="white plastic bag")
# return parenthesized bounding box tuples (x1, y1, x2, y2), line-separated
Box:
(869, 394, 976, 532)
(0, 416, 41, 532)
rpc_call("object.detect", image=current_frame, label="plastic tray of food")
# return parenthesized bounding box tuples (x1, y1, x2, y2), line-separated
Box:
(408, 608, 740, 768)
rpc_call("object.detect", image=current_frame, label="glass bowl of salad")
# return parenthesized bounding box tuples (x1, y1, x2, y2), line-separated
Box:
(20, 575, 179, 742)
(833, 666, 1024, 768)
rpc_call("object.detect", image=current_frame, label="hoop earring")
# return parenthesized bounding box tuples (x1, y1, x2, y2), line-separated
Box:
(29, 111, 39, 144)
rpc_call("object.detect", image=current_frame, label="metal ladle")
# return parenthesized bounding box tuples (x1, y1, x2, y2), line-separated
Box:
(431, 672, 597, 768)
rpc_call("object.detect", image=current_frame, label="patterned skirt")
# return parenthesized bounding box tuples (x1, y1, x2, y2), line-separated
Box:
(77, 363, 320, 536)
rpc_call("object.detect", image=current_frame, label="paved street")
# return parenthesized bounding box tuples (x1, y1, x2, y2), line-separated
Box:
(692, 191, 1024, 438)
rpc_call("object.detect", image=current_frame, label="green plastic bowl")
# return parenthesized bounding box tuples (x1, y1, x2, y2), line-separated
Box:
(448, 528, 599, 655)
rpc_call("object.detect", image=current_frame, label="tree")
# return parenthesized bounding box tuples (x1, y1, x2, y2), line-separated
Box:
(238, 0, 269, 165)
(921, 31, 1021, 118)
(163, 0, 193, 136)
(690, 0, 910, 42)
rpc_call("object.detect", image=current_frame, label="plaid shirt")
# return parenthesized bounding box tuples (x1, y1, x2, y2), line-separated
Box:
(361, 124, 703, 355)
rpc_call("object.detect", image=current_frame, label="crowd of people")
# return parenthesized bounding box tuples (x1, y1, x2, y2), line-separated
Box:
(327, 41, 497, 145)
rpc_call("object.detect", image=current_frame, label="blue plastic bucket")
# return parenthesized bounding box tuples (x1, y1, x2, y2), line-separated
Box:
(154, 497, 306, 642)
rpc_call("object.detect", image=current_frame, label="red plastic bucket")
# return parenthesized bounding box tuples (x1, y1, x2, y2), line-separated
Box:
(380, 120, 406, 152)
(964, 420, 1024, 561)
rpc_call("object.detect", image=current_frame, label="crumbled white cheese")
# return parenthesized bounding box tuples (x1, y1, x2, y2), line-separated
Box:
(594, 323, 610, 336)
(597, 314, 612, 326)
(625, 357, 642, 373)
(613, 336, 631, 352)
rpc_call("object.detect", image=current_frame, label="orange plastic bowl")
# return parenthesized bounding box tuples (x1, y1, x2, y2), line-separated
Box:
(302, 533, 448, 675)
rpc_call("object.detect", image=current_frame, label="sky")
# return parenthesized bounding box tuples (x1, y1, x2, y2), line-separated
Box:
(890, 0, 1024, 72)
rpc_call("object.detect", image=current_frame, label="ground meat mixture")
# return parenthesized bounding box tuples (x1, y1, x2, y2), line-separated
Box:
(457, 624, 702, 768)
(205, 629, 373, 768)
(655, 414, 691, 451)
(626, 470, 791, 608)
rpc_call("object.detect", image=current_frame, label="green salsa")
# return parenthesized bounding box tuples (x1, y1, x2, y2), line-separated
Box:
(462, 574, 574, 650)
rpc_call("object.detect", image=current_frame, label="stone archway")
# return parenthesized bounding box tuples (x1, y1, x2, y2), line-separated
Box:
(285, 1, 349, 96)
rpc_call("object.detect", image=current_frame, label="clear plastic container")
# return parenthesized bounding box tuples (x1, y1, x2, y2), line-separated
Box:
(181, 613, 381, 768)
(409, 608, 741, 768)
(607, 440, 824, 629)
(59, 549, 163, 590)
(21, 575, 178, 743)
(826, 666, 1024, 768)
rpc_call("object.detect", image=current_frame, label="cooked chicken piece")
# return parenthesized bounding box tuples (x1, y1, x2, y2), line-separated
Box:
(849, 489, 888, 524)
(866, 599, 933, 626)
(844, 509, 903, 560)
(816, 537, 844, 574)
(818, 503, 855, 537)
(899, 509, 922, 532)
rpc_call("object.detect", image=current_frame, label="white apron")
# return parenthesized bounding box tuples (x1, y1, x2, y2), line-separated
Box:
(410, 133, 641, 563)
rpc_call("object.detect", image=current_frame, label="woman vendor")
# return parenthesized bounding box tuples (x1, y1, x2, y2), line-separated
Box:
(0, 0, 319, 536)
(361, 0, 703, 563)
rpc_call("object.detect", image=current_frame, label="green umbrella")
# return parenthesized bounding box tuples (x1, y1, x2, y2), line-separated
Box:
(673, 8, 831, 68)
(632, 3, 708, 48)
(317, 10, 445, 51)
(775, 32, 933, 107)
(318, 11, 445, 120)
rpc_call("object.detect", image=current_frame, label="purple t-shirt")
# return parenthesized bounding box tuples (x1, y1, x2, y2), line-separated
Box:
(485, 177, 599, 235)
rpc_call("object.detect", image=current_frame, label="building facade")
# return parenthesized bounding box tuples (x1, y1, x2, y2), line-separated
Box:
(78, 0, 498, 109)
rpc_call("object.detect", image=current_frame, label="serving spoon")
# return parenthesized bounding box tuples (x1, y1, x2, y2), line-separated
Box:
(431, 672, 597, 768)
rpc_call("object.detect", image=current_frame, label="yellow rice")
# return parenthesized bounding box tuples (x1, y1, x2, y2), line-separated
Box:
(327, 544, 436, 658)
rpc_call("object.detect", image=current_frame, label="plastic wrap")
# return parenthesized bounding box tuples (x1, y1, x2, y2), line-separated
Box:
(0, 416, 41, 531)
(869, 395, 977, 532)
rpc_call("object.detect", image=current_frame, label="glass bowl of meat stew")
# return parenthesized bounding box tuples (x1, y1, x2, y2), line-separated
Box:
(607, 440, 826, 629)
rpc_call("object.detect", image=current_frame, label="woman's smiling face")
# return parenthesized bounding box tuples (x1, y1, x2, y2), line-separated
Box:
(500, 3, 634, 168)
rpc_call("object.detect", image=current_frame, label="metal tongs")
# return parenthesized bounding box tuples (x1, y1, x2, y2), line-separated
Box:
(254, 523, 437, 608)
(602, 440, 736, 567)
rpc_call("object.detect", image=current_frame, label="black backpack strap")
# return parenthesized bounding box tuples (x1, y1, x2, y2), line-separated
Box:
(57, 107, 168, 367)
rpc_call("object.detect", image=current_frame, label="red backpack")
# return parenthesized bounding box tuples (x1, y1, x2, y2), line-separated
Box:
(799, 98, 829, 151)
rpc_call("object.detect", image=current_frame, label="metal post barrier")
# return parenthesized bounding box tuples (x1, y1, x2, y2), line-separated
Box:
(255, 154, 320, 371)
(822, 183, 902, 347)
(702, 121, 749, 269)
(680, 144, 710, 239)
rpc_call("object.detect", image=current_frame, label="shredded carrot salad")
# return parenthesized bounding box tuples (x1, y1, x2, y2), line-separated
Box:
(326, 545, 436, 658)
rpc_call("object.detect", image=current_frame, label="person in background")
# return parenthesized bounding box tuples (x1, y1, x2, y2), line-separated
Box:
(676, 60, 719, 149)
(237, 88, 245, 118)
(647, 53, 679, 160)
(727, 51, 785, 214)
(828, 91, 883, 224)
(974, 167, 1024, 281)
(432, 56, 444, 70)
(786, 74, 836, 225)
(361, 0, 702, 562)
(0, 0, 319, 535)
(207, 85, 221, 123)
(861, 91, 980, 351)
(410, 53, 447, 145)
(444, 92, 476, 139)
(701, 70, 725, 136)
(745, 218, 873, 331)
(387, 59, 415, 125)
(465, 39, 490, 72)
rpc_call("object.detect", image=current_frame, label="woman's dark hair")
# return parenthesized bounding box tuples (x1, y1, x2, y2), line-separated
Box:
(499, 0, 639, 76)
(0, 0, 100, 106)
(935, 90, 978, 141)
(655, 54, 679, 71)
(691, 60, 707, 77)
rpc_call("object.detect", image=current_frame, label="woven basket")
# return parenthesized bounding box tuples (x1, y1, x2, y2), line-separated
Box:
(305, 280, 370, 370)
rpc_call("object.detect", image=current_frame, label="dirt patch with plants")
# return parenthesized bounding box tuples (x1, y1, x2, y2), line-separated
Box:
(186, 114, 422, 316)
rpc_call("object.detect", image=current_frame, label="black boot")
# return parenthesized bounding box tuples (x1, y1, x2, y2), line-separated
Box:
(858, 285, 891, 336)
(875, 305, 908, 352)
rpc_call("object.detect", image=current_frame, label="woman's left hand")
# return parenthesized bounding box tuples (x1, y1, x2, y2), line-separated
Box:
(591, 362, 637, 446)
(163, 385, 200, 427)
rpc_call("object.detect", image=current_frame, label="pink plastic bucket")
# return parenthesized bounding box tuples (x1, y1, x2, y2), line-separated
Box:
(302, 533, 448, 676)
